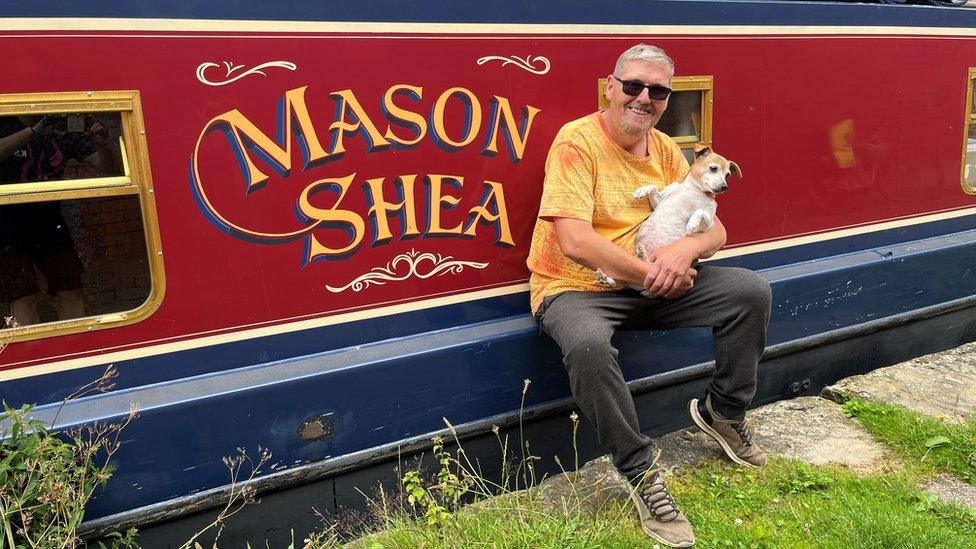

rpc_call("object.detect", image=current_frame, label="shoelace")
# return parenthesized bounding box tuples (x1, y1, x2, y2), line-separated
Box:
(638, 473, 679, 522)
(731, 421, 753, 446)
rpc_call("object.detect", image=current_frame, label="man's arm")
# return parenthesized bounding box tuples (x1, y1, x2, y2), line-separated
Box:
(645, 216, 727, 297)
(691, 215, 728, 259)
(553, 217, 654, 287)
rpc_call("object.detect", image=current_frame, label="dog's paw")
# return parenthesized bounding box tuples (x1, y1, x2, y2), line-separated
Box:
(595, 269, 617, 286)
(686, 209, 713, 234)
(633, 185, 659, 201)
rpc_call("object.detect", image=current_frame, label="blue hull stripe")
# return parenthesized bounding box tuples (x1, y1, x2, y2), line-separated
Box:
(15, 217, 976, 519)
(4, 213, 974, 406)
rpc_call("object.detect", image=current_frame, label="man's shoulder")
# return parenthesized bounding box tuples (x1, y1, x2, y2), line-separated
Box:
(552, 112, 603, 146)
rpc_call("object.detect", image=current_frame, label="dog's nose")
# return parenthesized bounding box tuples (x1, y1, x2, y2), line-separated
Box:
(714, 183, 728, 194)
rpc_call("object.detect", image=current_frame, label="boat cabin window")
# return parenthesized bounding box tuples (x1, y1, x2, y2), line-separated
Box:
(0, 92, 163, 342)
(599, 75, 713, 164)
(964, 68, 976, 195)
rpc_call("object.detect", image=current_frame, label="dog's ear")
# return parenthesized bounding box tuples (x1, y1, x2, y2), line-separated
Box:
(729, 161, 743, 178)
(693, 144, 712, 160)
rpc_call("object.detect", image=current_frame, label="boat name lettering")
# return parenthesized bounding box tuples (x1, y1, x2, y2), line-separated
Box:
(190, 84, 539, 263)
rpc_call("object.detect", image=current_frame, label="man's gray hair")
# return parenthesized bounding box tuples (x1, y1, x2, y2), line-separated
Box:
(613, 44, 675, 75)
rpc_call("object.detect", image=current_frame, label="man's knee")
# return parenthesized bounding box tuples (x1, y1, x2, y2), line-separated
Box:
(727, 269, 772, 313)
(562, 333, 616, 375)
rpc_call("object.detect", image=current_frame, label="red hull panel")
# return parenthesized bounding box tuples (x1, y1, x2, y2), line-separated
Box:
(3, 30, 976, 369)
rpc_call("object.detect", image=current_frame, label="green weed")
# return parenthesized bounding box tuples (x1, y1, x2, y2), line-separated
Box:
(843, 399, 976, 483)
(0, 367, 138, 549)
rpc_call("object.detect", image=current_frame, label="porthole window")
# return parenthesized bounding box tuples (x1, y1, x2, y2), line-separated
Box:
(599, 75, 713, 163)
(0, 91, 164, 342)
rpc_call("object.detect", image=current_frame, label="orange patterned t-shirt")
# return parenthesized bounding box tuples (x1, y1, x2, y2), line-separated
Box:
(527, 112, 689, 314)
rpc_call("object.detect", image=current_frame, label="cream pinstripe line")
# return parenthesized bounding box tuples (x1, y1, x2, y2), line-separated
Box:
(2, 19, 976, 36)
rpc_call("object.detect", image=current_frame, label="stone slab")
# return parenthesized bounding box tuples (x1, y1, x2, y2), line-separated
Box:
(822, 341, 976, 423)
(921, 474, 976, 509)
(529, 455, 631, 518)
(657, 397, 898, 475)
(653, 427, 729, 474)
(748, 396, 897, 474)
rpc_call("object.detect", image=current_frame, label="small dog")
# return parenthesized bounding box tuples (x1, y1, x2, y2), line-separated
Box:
(596, 145, 742, 288)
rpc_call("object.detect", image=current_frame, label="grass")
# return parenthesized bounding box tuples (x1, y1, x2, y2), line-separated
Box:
(342, 491, 649, 549)
(319, 457, 976, 548)
(841, 399, 976, 483)
(671, 458, 975, 548)
(311, 399, 976, 549)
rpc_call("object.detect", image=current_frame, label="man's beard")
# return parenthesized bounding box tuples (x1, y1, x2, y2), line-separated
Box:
(619, 116, 657, 136)
(617, 103, 660, 136)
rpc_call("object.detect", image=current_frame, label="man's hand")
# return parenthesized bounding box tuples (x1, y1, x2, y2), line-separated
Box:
(665, 268, 696, 298)
(643, 238, 701, 297)
(643, 267, 696, 299)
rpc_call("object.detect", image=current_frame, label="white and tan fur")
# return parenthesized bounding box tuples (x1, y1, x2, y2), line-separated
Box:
(596, 145, 742, 288)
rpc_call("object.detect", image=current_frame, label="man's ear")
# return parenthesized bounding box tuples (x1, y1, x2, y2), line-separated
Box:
(604, 75, 614, 99)
(730, 161, 743, 178)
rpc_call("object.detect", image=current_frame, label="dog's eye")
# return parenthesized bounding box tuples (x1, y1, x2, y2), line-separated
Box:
(709, 165, 719, 173)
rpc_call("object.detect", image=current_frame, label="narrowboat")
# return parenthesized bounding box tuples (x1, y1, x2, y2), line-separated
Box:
(2, 0, 976, 544)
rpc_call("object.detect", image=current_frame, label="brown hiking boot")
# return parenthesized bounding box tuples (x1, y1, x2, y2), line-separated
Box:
(689, 395, 767, 468)
(630, 470, 695, 547)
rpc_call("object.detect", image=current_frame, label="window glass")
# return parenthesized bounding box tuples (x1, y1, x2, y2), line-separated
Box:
(656, 90, 703, 141)
(0, 195, 150, 327)
(0, 112, 125, 185)
(0, 91, 162, 341)
(966, 125, 976, 193)
(965, 71, 976, 195)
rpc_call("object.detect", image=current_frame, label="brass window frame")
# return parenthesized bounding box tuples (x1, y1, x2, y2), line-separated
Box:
(0, 91, 165, 343)
(598, 75, 714, 151)
(962, 68, 976, 196)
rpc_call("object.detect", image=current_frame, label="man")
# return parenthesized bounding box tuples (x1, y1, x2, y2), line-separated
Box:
(0, 114, 113, 326)
(527, 44, 771, 547)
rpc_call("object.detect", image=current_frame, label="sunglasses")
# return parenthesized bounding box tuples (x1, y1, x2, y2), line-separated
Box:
(611, 75, 672, 101)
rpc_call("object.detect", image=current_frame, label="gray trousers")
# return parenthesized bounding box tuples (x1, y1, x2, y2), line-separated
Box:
(537, 266, 771, 481)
